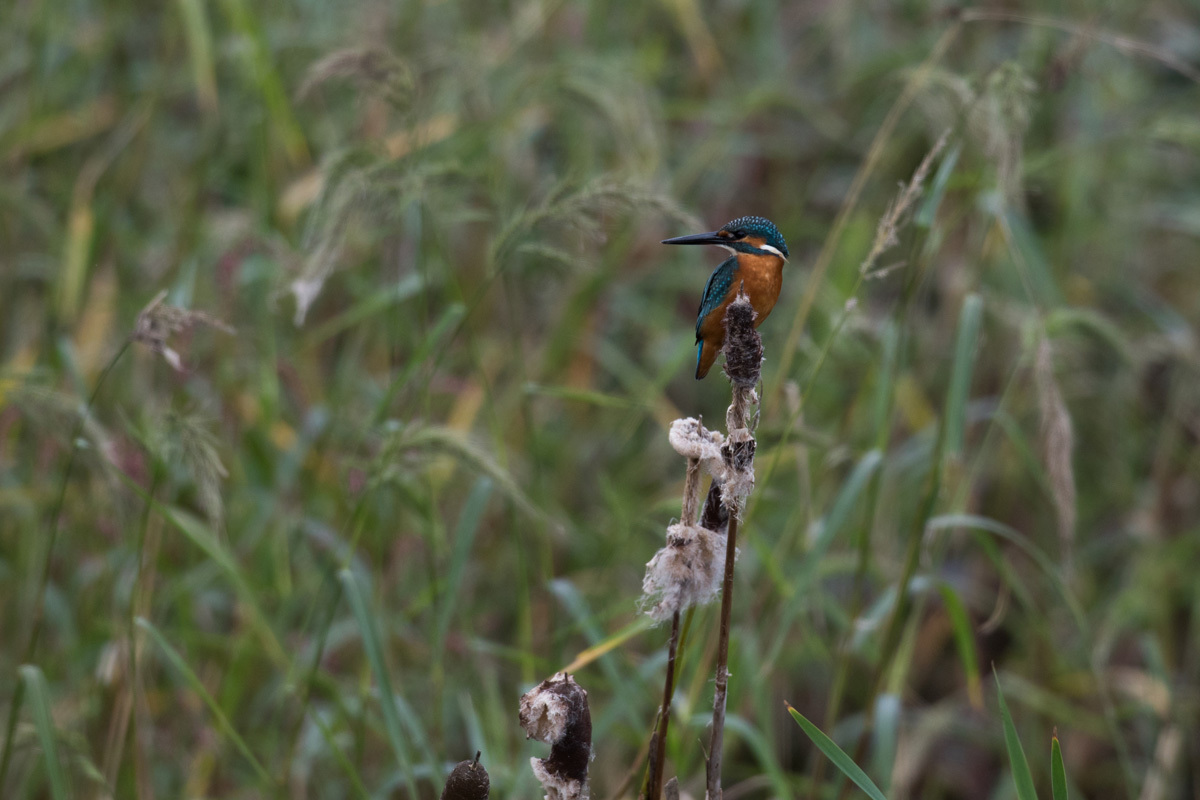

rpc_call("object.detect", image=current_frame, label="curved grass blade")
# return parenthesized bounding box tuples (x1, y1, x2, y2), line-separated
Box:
(786, 703, 888, 800)
(19, 665, 69, 800)
(1051, 735, 1068, 800)
(136, 618, 272, 787)
(928, 513, 1085, 630)
(994, 668, 1038, 800)
(561, 615, 653, 674)
(916, 141, 961, 228)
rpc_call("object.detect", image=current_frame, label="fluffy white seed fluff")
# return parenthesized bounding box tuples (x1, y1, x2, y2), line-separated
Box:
(720, 426, 756, 509)
(641, 524, 729, 621)
(519, 673, 590, 800)
(519, 672, 574, 744)
(668, 418, 725, 475)
(528, 759, 588, 800)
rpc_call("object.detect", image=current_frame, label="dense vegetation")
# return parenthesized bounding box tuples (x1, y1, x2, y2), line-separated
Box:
(2, 0, 1198, 797)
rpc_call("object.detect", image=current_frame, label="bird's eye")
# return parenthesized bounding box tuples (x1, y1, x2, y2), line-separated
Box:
(733, 230, 747, 238)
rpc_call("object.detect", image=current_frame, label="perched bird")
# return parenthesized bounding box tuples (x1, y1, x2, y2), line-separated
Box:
(663, 215, 790, 379)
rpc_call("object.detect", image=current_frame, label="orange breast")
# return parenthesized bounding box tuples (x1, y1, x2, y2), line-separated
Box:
(737, 252, 784, 325)
(696, 254, 784, 344)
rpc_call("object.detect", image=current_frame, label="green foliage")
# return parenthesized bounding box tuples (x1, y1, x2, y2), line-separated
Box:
(997, 668, 1039, 800)
(787, 703, 888, 800)
(1, 0, 1198, 797)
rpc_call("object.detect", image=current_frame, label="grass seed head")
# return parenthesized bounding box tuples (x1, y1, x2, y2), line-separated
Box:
(131, 290, 233, 372)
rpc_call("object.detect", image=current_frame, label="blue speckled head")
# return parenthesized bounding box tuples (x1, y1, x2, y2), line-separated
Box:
(719, 216, 789, 259)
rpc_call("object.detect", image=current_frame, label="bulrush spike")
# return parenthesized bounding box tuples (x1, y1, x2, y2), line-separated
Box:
(520, 673, 592, 800)
(441, 753, 490, 800)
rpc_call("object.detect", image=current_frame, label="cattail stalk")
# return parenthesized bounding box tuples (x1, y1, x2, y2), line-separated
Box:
(706, 292, 762, 800)
(647, 481, 726, 800)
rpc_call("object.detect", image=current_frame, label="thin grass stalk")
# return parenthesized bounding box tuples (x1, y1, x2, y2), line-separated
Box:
(0, 340, 129, 789)
(105, 465, 163, 794)
(767, 22, 962, 411)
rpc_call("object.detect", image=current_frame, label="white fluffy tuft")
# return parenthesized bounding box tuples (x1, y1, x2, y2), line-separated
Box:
(640, 524, 730, 621)
(668, 418, 725, 475)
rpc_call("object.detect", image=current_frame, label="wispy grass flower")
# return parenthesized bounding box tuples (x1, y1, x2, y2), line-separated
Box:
(131, 290, 233, 372)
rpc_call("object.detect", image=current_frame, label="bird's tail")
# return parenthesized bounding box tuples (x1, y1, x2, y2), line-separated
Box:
(695, 340, 718, 379)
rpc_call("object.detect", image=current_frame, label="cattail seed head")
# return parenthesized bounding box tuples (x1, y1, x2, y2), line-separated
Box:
(441, 753, 490, 800)
(722, 295, 762, 389)
(519, 673, 591, 800)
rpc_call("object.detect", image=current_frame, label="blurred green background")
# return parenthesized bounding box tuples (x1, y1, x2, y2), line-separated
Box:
(2, 0, 1199, 797)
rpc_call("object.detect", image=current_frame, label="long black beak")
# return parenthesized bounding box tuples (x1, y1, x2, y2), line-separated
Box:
(661, 230, 727, 246)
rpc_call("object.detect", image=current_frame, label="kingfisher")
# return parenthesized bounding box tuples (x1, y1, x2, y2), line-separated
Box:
(663, 215, 790, 379)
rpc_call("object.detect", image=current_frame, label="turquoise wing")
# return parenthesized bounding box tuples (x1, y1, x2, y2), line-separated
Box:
(695, 256, 739, 339)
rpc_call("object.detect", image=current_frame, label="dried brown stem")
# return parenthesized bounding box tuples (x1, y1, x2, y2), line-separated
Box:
(647, 463, 726, 800)
(706, 294, 761, 800)
(705, 511, 739, 800)
(646, 610, 681, 800)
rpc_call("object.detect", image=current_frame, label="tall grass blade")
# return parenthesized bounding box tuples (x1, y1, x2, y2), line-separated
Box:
(944, 293, 983, 459)
(19, 665, 70, 800)
(870, 693, 901, 795)
(217, 0, 308, 163)
(927, 514, 1085, 629)
(373, 302, 466, 422)
(994, 668, 1038, 800)
(936, 581, 983, 708)
(338, 568, 419, 797)
(177, 0, 219, 112)
(814, 449, 882, 559)
(1051, 735, 1068, 800)
(915, 142, 961, 228)
(135, 618, 273, 787)
(786, 703, 889, 800)
(434, 478, 493, 655)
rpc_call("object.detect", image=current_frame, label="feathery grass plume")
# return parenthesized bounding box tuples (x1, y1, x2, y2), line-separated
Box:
(153, 410, 229, 527)
(860, 129, 950, 279)
(1035, 336, 1076, 570)
(488, 178, 699, 274)
(370, 420, 540, 519)
(519, 673, 591, 800)
(970, 62, 1036, 209)
(131, 290, 233, 371)
(297, 46, 414, 107)
(441, 752, 489, 800)
(6, 380, 112, 462)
